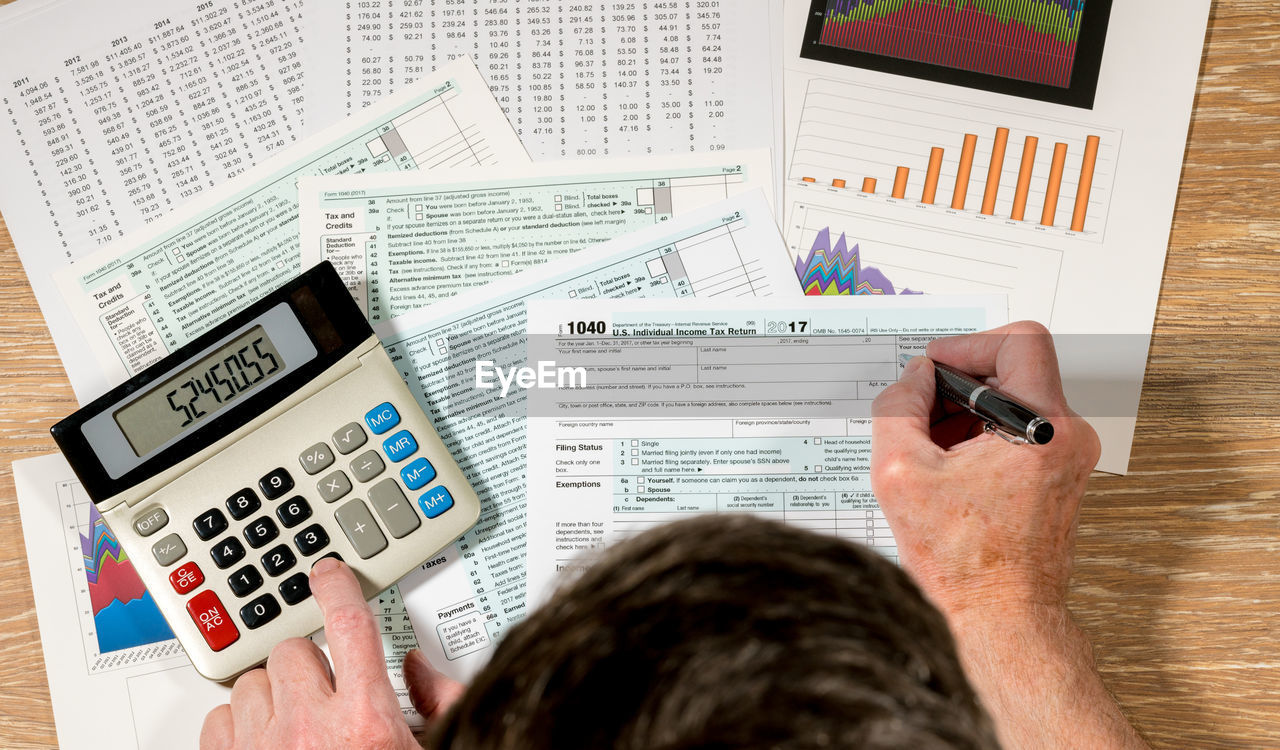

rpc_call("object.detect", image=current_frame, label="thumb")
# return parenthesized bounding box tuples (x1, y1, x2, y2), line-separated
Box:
(404, 649, 465, 723)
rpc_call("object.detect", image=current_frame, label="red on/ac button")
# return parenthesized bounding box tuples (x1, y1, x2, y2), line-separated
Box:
(186, 590, 240, 652)
(169, 561, 204, 595)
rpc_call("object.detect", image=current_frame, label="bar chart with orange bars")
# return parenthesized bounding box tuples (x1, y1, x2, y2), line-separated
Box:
(789, 78, 1117, 236)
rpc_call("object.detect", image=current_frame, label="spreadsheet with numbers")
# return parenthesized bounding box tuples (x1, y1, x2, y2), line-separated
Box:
(305, 0, 783, 160)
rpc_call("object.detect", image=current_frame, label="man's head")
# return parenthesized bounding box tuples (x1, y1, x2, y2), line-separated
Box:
(433, 515, 1000, 749)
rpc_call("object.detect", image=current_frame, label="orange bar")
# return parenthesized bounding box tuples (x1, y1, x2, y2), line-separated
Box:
(1011, 136, 1038, 221)
(832, 178, 847, 188)
(922, 147, 944, 204)
(861, 177, 877, 194)
(891, 167, 909, 199)
(802, 177, 816, 183)
(1071, 135, 1100, 232)
(952, 133, 978, 209)
(981, 127, 1009, 215)
(1041, 142, 1068, 226)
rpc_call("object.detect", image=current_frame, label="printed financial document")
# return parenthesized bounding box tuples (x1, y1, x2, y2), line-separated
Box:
(304, 0, 784, 161)
(13, 453, 428, 750)
(780, 1, 1211, 472)
(378, 192, 799, 680)
(53, 57, 526, 401)
(298, 150, 773, 322)
(0, 0, 309, 403)
(521, 295, 1007, 606)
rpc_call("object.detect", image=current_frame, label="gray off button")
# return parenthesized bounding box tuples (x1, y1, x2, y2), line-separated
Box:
(133, 507, 169, 537)
(368, 479, 421, 539)
(335, 500, 388, 559)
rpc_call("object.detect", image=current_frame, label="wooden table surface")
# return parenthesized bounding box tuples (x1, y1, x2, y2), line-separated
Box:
(2, 2, 1278, 747)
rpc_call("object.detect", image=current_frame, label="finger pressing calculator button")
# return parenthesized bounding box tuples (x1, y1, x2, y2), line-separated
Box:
(228, 565, 264, 597)
(240, 594, 282, 630)
(187, 590, 239, 652)
(317, 470, 353, 503)
(211, 536, 247, 569)
(226, 488, 261, 521)
(369, 479, 421, 539)
(244, 516, 279, 548)
(193, 508, 229, 541)
(133, 507, 169, 537)
(294, 524, 330, 557)
(299, 442, 335, 476)
(335, 499, 389, 559)
(400, 457, 437, 491)
(151, 534, 187, 567)
(259, 468, 294, 500)
(278, 572, 311, 605)
(350, 450, 385, 483)
(276, 497, 312, 528)
(261, 545, 297, 577)
(332, 422, 367, 454)
(382, 431, 418, 463)
(365, 402, 401, 435)
(169, 561, 204, 595)
(418, 486, 455, 520)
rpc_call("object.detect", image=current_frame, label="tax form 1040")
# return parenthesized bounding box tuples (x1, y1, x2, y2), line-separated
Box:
(523, 296, 1007, 606)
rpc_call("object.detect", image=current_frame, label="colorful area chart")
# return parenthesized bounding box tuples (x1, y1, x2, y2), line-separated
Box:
(81, 504, 173, 652)
(796, 227, 920, 295)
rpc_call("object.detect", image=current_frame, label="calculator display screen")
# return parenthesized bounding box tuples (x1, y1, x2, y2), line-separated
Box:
(113, 326, 290, 457)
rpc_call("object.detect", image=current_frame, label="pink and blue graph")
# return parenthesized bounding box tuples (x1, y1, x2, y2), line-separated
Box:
(81, 503, 173, 652)
(796, 227, 920, 295)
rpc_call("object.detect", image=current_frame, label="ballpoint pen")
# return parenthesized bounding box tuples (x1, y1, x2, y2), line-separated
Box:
(898, 354, 1054, 445)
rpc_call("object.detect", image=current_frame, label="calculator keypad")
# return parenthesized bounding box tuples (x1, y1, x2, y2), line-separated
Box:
(299, 443, 335, 476)
(332, 423, 367, 454)
(317, 471, 352, 503)
(259, 468, 294, 500)
(244, 517, 280, 548)
(152, 534, 187, 566)
(211, 537, 247, 569)
(276, 497, 312, 528)
(349, 451, 385, 483)
(187, 590, 239, 651)
(228, 565, 264, 597)
(226, 489, 261, 521)
(161, 398, 463, 656)
(262, 545, 297, 577)
(240, 594, 282, 630)
(294, 524, 330, 557)
(133, 507, 169, 537)
(193, 508, 229, 541)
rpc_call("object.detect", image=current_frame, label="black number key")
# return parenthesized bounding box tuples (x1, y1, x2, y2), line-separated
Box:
(293, 524, 329, 556)
(244, 516, 279, 548)
(193, 508, 229, 541)
(261, 545, 297, 577)
(240, 594, 282, 630)
(259, 468, 294, 500)
(228, 565, 264, 597)
(276, 497, 312, 529)
(278, 572, 311, 605)
(211, 537, 246, 569)
(226, 488, 261, 521)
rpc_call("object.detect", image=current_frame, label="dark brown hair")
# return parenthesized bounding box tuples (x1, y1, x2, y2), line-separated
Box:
(434, 515, 1000, 749)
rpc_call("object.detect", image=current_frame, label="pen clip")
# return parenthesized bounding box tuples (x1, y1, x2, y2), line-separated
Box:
(983, 421, 1028, 445)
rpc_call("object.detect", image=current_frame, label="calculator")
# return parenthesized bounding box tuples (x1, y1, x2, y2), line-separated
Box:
(51, 261, 480, 682)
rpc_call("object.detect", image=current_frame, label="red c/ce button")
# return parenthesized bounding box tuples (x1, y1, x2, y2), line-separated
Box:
(186, 590, 240, 652)
(169, 561, 204, 595)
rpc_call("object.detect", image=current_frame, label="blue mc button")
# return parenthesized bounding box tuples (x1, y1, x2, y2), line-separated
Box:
(400, 458, 437, 491)
(382, 430, 418, 463)
(418, 486, 454, 519)
(365, 402, 401, 435)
